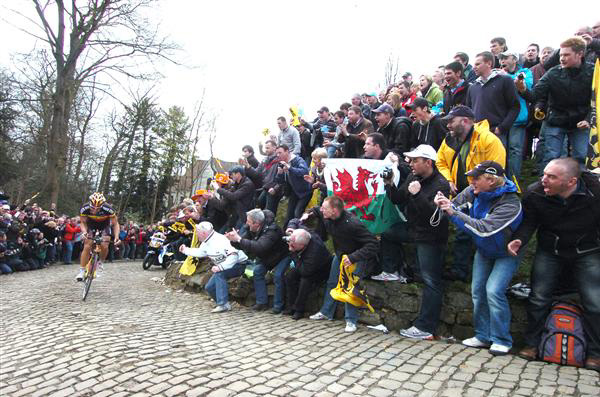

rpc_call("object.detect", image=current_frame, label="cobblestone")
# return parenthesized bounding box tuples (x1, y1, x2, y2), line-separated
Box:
(1, 261, 599, 397)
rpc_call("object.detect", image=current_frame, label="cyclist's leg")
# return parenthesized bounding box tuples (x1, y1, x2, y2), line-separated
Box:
(99, 225, 112, 261)
(80, 237, 93, 269)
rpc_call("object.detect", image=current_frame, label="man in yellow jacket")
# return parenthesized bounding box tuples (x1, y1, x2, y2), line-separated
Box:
(436, 105, 506, 281)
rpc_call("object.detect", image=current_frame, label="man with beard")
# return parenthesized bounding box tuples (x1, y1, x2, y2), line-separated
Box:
(436, 105, 505, 281)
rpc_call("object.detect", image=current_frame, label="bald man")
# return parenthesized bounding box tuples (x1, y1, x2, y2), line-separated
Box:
(508, 158, 600, 371)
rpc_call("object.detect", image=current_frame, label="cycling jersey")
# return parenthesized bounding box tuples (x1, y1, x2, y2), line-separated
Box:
(80, 202, 116, 228)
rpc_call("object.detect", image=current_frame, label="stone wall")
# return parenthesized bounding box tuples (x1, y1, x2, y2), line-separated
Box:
(164, 261, 529, 345)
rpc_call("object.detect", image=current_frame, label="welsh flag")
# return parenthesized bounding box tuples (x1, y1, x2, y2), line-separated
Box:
(324, 159, 405, 234)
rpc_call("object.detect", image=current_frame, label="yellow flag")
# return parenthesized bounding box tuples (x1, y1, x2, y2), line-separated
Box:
(588, 59, 600, 169)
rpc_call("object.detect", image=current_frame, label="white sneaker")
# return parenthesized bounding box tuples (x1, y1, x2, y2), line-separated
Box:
(400, 326, 433, 340)
(345, 322, 357, 333)
(462, 336, 491, 348)
(371, 272, 390, 281)
(490, 343, 511, 356)
(309, 312, 329, 320)
(211, 303, 231, 313)
(371, 272, 406, 282)
(76, 268, 85, 281)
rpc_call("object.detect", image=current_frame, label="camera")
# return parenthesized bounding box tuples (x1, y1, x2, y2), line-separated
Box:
(518, 73, 525, 80)
(278, 162, 286, 169)
(282, 236, 291, 243)
(380, 167, 393, 180)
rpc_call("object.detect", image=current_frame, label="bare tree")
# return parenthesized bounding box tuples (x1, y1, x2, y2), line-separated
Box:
(384, 53, 401, 87)
(20, 0, 178, 207)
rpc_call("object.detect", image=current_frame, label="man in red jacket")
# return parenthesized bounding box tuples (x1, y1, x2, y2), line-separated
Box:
(62, 217, 80, 265)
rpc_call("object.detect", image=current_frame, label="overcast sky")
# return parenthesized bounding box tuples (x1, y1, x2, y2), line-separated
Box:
(1, 0, 597, 161)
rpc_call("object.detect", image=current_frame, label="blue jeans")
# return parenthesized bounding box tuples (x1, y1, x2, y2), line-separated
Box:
(471, 251, 519, 347)
(205, 262, 246, 306)
(63, 241, 74, 264)
(253, 256, 292, 309)
(380, 222, 409, 274)
(542, 122, 589, 168)
(525, 249, 600, 356)
(319, 255, 363, 324)
(413, 244, 446, 334)
(499, 125, 526, 181)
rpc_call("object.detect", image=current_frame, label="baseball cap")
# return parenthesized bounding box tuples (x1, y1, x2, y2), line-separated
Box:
(402, 72, 412, 78)
(465, 161, 505, 177)
(403, 145, 437, 161)
(406, 97, 430, 109)
(368, 91, 378, 97)
(371, 103, 394, 115)
(441, 105, 475, 121)
(498, 51, 519, 59)
(317, 106, 330, 113)
(1, 204, 9, 210)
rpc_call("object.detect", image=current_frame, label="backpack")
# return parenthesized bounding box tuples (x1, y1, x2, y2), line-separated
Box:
(538, 301, 586, 367)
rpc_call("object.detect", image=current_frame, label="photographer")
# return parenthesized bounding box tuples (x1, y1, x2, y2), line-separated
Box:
(284, 228, 332, 320)
(212, 166, 255, 230)
(383, 145, 451, 340)
(274, 144, 311, 228)
(225, 209, 291, 313)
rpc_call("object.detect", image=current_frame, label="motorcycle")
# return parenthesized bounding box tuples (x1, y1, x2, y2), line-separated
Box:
(142, 232, 175, 270)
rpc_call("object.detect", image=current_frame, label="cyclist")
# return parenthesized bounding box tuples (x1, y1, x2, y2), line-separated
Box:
(77, 193, 120, 281)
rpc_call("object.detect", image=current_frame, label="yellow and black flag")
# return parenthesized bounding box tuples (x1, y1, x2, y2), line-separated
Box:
(588, 59, 600, 169)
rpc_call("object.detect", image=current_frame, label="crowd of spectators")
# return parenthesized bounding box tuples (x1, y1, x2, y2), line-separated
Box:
(171, 25, 600, 371)
(0, 197, 164, 275)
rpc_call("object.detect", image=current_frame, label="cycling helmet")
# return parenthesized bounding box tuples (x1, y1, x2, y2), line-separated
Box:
(89, 192, 106, 207)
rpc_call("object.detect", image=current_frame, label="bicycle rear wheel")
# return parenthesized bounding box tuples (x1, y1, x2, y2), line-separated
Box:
(82, 254, 97, 301)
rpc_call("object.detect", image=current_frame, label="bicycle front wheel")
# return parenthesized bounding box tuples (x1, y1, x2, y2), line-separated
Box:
(82, 255, 97, 301)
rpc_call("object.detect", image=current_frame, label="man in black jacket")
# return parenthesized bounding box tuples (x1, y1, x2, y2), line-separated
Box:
(372, 103, 412, 155)
(303, 196, 379, 333)
(507, 158, 600, 371)
(384, 145, 450, 340)
(212, 166, 255, 230)
(246, 140, 281, 213)
(340, 105, 374, 158)
(284, 228, 331, 320)
(407, 98, 447, 151)
(531, 37, 594, 168)
(226, 209, 291, 313)
(443, 61, 471, 115)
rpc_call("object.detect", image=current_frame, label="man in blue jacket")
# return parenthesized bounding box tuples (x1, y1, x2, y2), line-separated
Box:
(275, 144, 312, 227)
(499, 51, 533, 181)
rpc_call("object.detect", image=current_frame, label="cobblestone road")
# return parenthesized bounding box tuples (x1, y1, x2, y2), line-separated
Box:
(1, 262, 598, 397)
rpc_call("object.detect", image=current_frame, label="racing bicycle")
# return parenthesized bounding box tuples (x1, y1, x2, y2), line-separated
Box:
(82, 231, 103, 301)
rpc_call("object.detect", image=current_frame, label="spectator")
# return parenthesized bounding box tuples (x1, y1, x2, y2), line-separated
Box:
(498, 51, 534, 180)
(323, 111, 345, 158)
(436, 105, 506, 281)
(508, 158, 600, 371)
(407, 98, 447, 151)
(303, 148, 328, 206)
(351, 93, 370, 120)
(454, 52, 476, 84)
(530, 37, 594, 168)
(276, 116, 301, 155)
(241, 145, 259, 168)
(363, 133, 390, 161)
(306, 196, 379, 333)
(419, 75, 443, 107)
(339, 105, 374, 159)
(366, 92, 382, 127)
(386, 92, 408, 118)
(285, 228, 331, 320)
(275, 144, 311, 227)
(0, 231, 12, 274)
(402, 72, 413, 84)
(212, 166, 256, 230)
(466, 51, 520, 141)
(443, 61, 471, 115)
(530, 46, 554, 85)
(382, 145, 450, 339)
(397, 81, 416, 115)
(489, 37, 507, 68)
(226, 209, 291, 313)
(432, 67, 447, 91)
(522, 43, 540, 68)
(248, 140, 281, 214)
(180, 222, 249, 313)
(372, 103, 412, 155)
(62, 217, 80, 265)
(436, 161, 522, 355)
